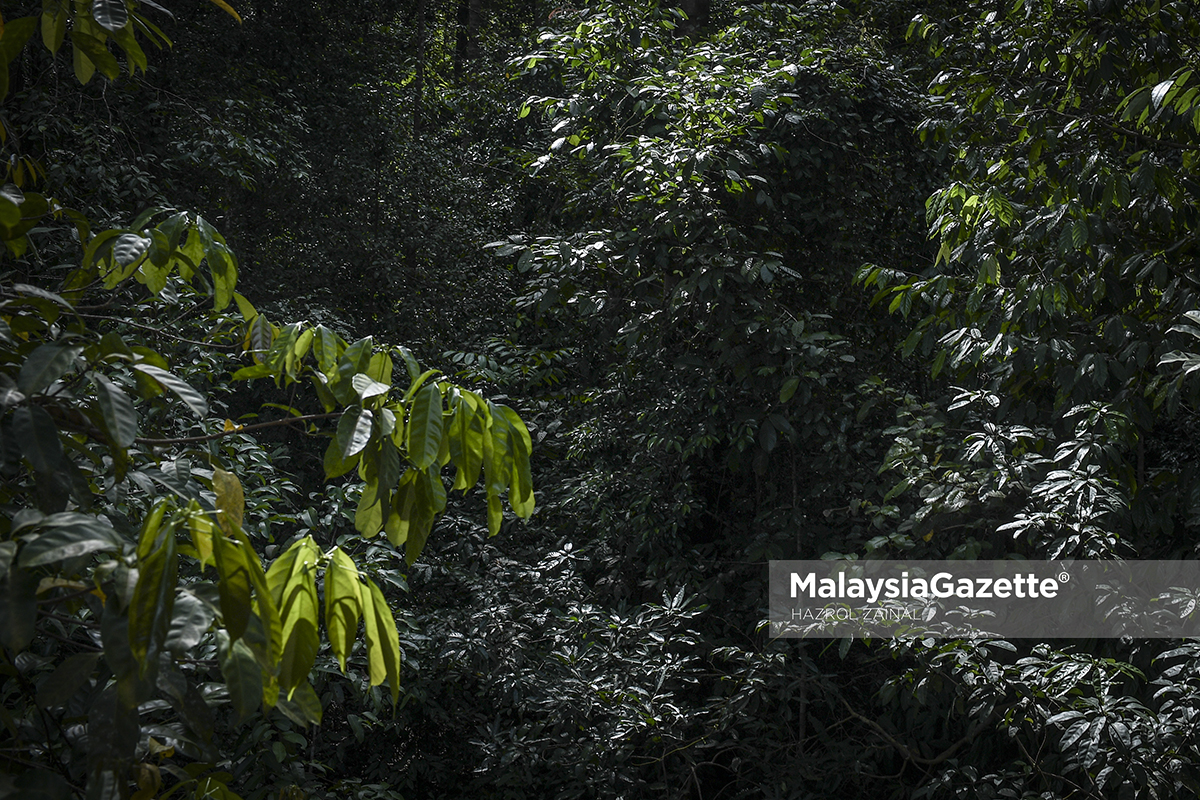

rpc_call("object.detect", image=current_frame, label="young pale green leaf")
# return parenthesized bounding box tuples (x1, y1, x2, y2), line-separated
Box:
(213, 468, 244, 533)
(324, 548, 361, 672)
(265, 538, 320, 697)
(406, 381, 443, 470)
(405, 466, 443, 564)
(449, 391, 486, 491)
(276, 679, 322, 727)
(355, 491, 384, 538)
(128, 531, 177, 672)
(207, 241, 238, 311)
(361, 579, 400, 704)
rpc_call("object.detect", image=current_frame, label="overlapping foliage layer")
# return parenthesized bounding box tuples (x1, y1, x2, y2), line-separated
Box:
(3, 0, 1200, 798)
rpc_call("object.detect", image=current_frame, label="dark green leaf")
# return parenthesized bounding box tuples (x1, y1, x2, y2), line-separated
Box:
(337, 407, 373, 459)
(37, 652, 102, 707)
(166, 589, 214, 655)
(19, 513, 122, 567)
(217, 632, 261, 723)
(18, 344, 82, 394)
(132, 363, 208, 417)
(406, 382, 442, 470)
(90, 373, 138, 447)
(11, 405, 62, 473)
(0, 567, 38, 652)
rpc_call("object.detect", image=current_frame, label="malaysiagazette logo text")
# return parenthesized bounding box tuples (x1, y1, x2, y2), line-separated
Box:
(790, 571, 1061, 603)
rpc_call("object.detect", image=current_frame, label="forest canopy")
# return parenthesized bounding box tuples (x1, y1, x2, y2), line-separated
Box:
(2, 0, 1200, 798)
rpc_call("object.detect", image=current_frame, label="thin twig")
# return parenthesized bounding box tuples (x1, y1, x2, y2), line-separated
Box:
(135, 412, 340, 446)
(78, 313, 238, 349)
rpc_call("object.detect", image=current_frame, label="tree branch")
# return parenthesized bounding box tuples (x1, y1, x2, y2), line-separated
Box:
(840, 696, 993, 767)
(135, 412, 341, 445)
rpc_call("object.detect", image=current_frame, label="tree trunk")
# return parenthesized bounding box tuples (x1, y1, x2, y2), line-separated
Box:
(413, 0, 427, 131)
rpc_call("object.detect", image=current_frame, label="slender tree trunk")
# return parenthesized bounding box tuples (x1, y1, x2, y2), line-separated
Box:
(413, 0, 427, 132)
(454, 0, 483, 80)
(466, 0, 482, 62)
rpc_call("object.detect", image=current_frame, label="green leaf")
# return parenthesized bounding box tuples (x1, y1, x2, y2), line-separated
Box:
(217, 631, 262, 723)
(0, 16, 37, 65)
(779, 376, 800, 403)
(355, 490, 384, 537)
(276, 678, 322, 727)
(265, 538, 320, 697)
(166, 589, 214, 655)
(18, 513, 121, 567)
(42, 1, 69, 54)
(36, 652, 102, 707)
(213, 467, 244, 533)
(212, 534, 253, 641)
(91, 0, 127, 32)
(11, 405, 62, 474)
(324, 548, 361, 672)
(406, 382, 443, 470)
(90, 373, 138, 447)
(207, 241, 238, 311)
(69, 30, 120, 80)
(312, 325, 344, 378)
(18, 344, 82, 394)
(449, 391, 485, 491)
(361, 578, 400, 704)
(132, 363, 208, 417)
(337, 407, 373, 459)
(0, 567, 38, 652)
(351, 373, 390, 401)
(128, 530, 177, 672)
(323, 436, 360, 479)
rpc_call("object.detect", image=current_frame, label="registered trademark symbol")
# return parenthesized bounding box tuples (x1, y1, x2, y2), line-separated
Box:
(1058, 571, 1070, 583)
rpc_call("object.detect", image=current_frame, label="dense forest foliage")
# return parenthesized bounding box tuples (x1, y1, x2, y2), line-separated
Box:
(2, 0, 1200, 798)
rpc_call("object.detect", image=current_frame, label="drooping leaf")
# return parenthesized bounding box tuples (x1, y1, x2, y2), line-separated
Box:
(36, 652, 102, 707)
(18, 344, 82, 394)
(69, 30, 120, 80)
(91, 0, 127, 33)
(276, 678, 322, 726)
(90, 372, 138, 447)
(18, 513, 122, 567)
(0, 566, 37, 652)
(406, 381, 443, 470)
(132, 363, 208, 417)
(128, 529, 177, 672)
(205, 0, 242, 23)
(360, 578, 400, 703)
(212, 534, 252, 641)
(323, 548, 361, 672)
(165, 589, 214, 655)
(212, 467, 244, 533)
(265, 538, 320, 697)
(336, 407, 373, 459)
(217, 631, 262, 723)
